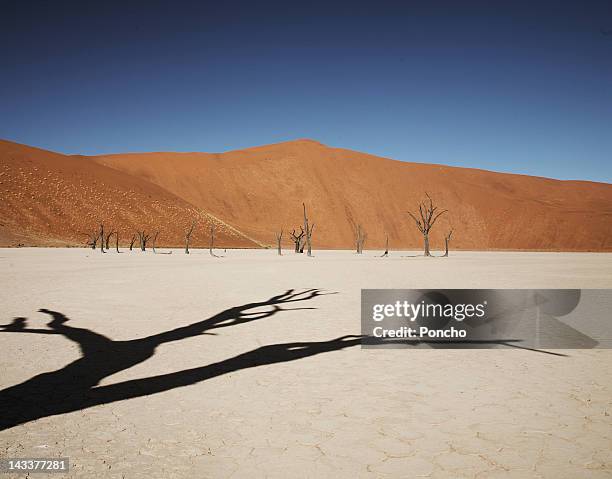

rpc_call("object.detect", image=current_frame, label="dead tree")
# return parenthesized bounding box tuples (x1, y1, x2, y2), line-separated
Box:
(443, 229, 454, 257)
(407, 193, 447, 257)
(99, 223, 105, 253)
(290, 227, 305, 253)
(275, 229, 283, 256)
(104, 230, 115, 250)
(185, 221, 196, 254)
(152, 231, 160, 253)
(302, 203, 314, 257)
(381, 234, 389, 257)
(84, 231, 98, 250)
(138, 231, 151, 251)
(209, 224, 219, 257)
(129, 234, 137, 251)
(115, 231, 120, 253)
(355, 225, 366, 254)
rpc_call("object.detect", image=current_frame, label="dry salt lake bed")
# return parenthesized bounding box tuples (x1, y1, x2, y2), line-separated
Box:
(1, 248, 611, 478)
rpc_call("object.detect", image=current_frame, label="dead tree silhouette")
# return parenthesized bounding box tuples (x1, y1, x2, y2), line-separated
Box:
(99, 223, 105, 253)
(275, 229, 283, 256)
(381, 234, 389, 257)
(138, 231, 151, 251)
(355, 225, 366, 254)
(290, 227, 305, 253)
(407, 193, 447, 257)
(302, 203, 314, 257)
(442, 228, 453, 257)
(83, 230, 99, 249)
(104, 230, 115, 250)
(0, 289, 361, 431)
(185, 220, 196, 254)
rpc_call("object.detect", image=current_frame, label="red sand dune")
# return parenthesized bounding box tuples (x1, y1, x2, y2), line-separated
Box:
(0, 140, 257, 248)
(1, 138, 611, 250)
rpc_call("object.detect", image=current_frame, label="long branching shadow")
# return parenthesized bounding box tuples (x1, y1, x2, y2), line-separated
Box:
(0, 289, 361, 431)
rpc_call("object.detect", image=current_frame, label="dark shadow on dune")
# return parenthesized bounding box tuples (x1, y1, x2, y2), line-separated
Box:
(0, 289, 361, 431)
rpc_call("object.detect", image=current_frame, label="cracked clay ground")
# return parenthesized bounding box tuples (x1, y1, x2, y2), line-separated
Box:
(1, 249, 611, 478)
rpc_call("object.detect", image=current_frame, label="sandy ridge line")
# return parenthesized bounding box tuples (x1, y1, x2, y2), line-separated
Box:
(195, 210, 267, 248)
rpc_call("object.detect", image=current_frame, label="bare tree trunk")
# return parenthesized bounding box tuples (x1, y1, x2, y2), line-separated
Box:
(443, 229, 453, 257)
(381, 234, 389, 257)
(129, 234, 137, 251)
(138, 231, 150, 251)
(303, 203, 314, 257)
(276, 229, 283, 255)
(115, 232, 119, 253)
(355, 225, 366, 254)
(152, 231, 159, 253)
(105, 231, 114, 250)
(303, 204, 309, 256)
(99, 224, 105, 253)
(209, 224, 219, 257)
(423, 234, 431, 257)
(185, 221, 196, 254)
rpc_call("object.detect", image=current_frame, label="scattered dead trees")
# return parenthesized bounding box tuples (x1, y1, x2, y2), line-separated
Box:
(355, 225, 366, 254)
(185, 221, 196, 254)
(407, 193, 447, 257)
(275, 229, 283, 256)
(302, 203, 314, 257)
(443, 228, 454, 257)
(83, 223, 115, 252)
(290, 227, 305, 253)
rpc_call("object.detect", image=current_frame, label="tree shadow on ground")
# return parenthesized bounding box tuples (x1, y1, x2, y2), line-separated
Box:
(0, 289, 362, 431)
(362, 338, 569, 356)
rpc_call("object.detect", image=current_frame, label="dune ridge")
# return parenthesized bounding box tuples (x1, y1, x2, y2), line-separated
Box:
(1, 138, 611, 250)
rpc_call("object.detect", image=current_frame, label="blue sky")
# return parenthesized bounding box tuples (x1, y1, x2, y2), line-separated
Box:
(1, 0, 611, 182)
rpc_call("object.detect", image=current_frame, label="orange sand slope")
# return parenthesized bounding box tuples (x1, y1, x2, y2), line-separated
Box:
(0, 140, 257, 248)
(1, 138, 611, 250)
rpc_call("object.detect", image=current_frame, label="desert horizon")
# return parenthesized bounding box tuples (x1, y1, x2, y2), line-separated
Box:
(2, 138, 611, 252)
(11, 137, 612, 185)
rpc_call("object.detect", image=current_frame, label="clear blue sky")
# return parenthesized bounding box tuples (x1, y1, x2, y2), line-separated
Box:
(1, 1, 611, 182)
